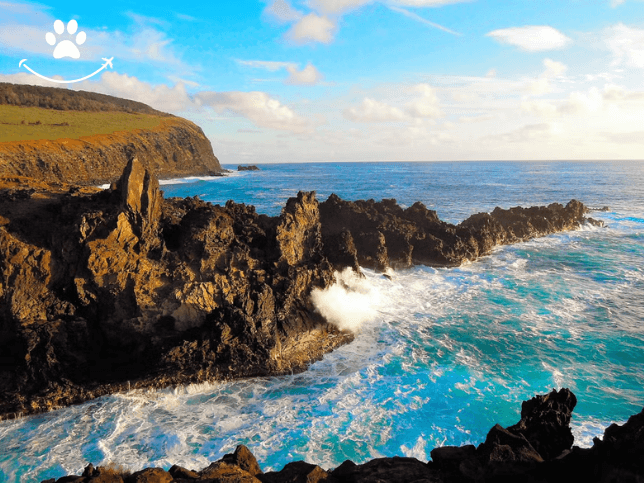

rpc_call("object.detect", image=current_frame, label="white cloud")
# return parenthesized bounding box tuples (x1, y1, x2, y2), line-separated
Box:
(343, 98, 406, 122)
(610, 0, 626, 6)
(196, 90, 312, 133)
(405, 83, 443, 118)
(391, 0, 473, 5)
(285, 63, 324, 85)
(238, 59, 324, 85)
(486, 122, 557, 144)
(308, 0, 373, 15)
(237, 59, 294, 72)
(287, 13, 336, 44)
(525, 58, 568, 96)
(265, 0, 304, 22)
(74, 72, 195, 112)
(388, 6, 461, 35)
(0, 71, 66, 86)
(486, 26, 572, 52)
(605, 23, 644, 68)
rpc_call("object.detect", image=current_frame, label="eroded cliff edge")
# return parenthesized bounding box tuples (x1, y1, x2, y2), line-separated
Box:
(0, 82, 223, 184)
(0, 159, 601, 419)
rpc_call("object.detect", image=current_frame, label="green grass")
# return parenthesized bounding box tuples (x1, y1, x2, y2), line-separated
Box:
(0, 105, 164, 143)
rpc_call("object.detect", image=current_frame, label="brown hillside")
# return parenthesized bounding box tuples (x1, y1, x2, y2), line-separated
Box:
(0, 83, 223, 184)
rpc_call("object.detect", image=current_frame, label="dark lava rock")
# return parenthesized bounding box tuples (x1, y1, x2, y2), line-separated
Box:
(41, 390, 644, 483)
(330, 456, 439, 483)
(320, 195, 599, 271)
(0, 159, 352, 419)
(1, 159, 600, 419)
(507, 388, 577, 461)
(238, 165, 261, 171)
(259, 461, 337, 483)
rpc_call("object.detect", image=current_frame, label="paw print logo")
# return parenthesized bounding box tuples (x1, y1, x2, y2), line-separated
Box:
(19, 17, 113, 83)
(46, 19, 86, 59)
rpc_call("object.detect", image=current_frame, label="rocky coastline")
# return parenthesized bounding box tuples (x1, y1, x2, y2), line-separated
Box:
(0, 158, 603, 420)
(40, 388, 644, 482)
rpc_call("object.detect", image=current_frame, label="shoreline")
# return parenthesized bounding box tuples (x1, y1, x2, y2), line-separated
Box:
(0, 158, 604, 421)
(38, 389, 644, 483)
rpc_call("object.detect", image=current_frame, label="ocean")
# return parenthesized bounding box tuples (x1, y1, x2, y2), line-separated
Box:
(1, 161, 643, 482)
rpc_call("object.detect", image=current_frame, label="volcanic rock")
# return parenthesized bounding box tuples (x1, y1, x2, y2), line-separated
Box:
(319, 195, 601, 271)
(40, 390, 644, 483)
(0, 159, 601, 419)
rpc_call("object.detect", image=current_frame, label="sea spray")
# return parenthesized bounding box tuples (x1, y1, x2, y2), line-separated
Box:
(311, 268, 383, 333)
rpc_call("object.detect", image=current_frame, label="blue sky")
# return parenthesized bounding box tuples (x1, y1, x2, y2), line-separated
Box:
(1, 0, 644, 162)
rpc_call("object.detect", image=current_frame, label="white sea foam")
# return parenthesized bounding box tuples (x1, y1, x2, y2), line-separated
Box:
(311, 268, 383, 333)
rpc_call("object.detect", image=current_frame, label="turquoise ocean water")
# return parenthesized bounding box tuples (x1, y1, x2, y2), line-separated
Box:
(1, 161, 643, 482)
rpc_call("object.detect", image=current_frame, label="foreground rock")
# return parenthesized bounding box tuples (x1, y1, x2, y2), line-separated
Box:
(0, 159, 351, 419)
(0, 159, 601, 419)
(41, 389, 644, 482)
(0, 82, 223, 185)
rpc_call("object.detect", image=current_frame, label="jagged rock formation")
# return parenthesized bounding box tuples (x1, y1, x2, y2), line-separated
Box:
(41, 389, 644, 483)
(319, 195, 601, 271)
(238, 165, 260, 171)
(0, 160, 601, 419)
(0, 82, 223, 184)
(0, 159, 351, 419)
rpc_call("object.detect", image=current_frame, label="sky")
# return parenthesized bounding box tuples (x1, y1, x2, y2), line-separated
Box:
(1, 0, 643, 163)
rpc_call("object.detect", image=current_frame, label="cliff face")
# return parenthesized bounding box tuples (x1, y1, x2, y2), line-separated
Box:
(0, 117, 223, 185)
(0, 82, 223, 184)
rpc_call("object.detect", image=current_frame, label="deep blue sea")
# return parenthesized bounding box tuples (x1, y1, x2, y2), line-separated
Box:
(1, 161, 644, 482)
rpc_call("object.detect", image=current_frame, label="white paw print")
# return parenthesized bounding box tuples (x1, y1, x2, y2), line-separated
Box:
(46, 19, 86, 59)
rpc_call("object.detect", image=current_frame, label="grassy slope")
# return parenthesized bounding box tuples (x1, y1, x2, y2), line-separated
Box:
(0, 105, 164, 143)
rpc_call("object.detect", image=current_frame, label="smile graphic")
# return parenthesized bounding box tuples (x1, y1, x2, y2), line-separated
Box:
(19, 57, 114, 84)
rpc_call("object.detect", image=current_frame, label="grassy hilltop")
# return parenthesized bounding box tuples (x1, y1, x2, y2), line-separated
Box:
(0, 82, 222, 184)
(0, 105, 164, 143)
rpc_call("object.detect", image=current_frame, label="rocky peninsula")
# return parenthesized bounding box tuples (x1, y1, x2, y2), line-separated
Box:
(0, 157, 602, 420)
(40, 388, 644, 482)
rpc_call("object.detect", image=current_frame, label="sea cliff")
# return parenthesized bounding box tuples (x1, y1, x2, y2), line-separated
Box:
(0, 83, 223, 184)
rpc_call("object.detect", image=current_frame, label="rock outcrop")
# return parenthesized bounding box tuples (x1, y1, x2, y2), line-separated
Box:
(319, 195, 601, 271)
(238, 165, 260, 171)
(0, 160, 601, 419)
(41, 389, 644, 483)
(0, 159, 351, 419)
(0, 82, 223, 185)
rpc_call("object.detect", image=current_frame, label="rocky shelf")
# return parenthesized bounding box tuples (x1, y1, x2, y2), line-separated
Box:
(40, 389, 644, 482)
(0, 158, 603, 420)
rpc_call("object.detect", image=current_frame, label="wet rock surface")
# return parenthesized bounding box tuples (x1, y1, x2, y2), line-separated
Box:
(0, 159, 601, 419)
(41, 390, 644, 483)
